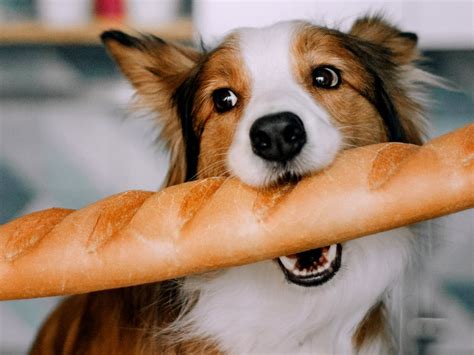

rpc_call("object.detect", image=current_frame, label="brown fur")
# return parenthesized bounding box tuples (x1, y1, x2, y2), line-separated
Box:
(293, 24, 389, 146)
(293, 18, 426, 149)
(31, 283, 222, 354)
(348, 16, 427, 144)
(353, 303, 391, 351)
(104, 34, 203, 186)
(192, 35, 251, 179)
(350, 16, 419, 65)
(31, 16, 428, 354)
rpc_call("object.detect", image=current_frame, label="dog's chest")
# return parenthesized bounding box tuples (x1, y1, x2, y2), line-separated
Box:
(181, 230, 415, 353)
(182, 261, 365, 354)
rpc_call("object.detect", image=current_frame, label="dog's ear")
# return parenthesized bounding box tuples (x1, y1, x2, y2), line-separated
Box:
(350, 15, 419, 64)
(348, 16, 431, 145)
(101, 30, 202, 186)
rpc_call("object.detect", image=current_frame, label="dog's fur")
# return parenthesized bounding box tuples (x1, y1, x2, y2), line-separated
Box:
(31, 16, 436, 354)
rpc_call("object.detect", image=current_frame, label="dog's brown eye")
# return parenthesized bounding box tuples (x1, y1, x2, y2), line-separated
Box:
(212, 88, 238, 113)
(312, 67, 340, 89)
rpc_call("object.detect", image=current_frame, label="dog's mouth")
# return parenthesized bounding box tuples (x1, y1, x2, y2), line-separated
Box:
(266, 169, 303, 188)
(277, 244, 342, 287)
(268, 169, 342, 287)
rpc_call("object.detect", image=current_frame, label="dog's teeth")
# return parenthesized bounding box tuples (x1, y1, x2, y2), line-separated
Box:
(280, 245, 340, 280)
(279, 256, 297, 271)
(327, 244, 337, 261)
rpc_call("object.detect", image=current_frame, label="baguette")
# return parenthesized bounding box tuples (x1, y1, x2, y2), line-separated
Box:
(1, 124, 473, 300)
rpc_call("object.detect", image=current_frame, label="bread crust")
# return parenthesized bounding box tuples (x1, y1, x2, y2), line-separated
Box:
(1, 124, 473, 300)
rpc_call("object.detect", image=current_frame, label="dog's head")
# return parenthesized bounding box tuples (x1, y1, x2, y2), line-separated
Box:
(102, 16, 429, 289)
(102, 16, 427, 187)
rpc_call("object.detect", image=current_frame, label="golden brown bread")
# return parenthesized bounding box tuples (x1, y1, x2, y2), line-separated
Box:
(1, 124, 473, 300)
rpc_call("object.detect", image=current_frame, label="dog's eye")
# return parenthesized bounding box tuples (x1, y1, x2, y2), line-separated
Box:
(212, 88, 238, 113)
(312, 67, 340, 89)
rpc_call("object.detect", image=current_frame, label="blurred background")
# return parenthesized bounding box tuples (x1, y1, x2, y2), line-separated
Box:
(0, 0, 472, 353)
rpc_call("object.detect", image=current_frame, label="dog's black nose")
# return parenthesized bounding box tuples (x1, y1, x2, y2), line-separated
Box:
(250, 112, 306, 162)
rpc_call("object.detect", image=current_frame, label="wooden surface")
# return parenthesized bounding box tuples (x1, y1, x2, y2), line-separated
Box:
(0, 18, 193, 45)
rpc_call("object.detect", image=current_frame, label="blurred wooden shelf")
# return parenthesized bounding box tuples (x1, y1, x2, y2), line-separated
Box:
(0, 18, 193, 45)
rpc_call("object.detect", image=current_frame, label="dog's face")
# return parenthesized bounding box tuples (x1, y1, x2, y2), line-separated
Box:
(102, 16, 426, 289)
(184, 20, 417, 187)
(102, 16, 424, 185)
(194, 22, 346, 187)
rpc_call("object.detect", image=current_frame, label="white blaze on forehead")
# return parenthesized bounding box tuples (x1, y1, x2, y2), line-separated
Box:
(237, 21, 321, 118)
(239, 21, 300, 103)
(227, 21, 342, 187)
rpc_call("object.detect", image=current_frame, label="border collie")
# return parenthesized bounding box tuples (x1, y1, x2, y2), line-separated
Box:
(31, 15, 436, 354)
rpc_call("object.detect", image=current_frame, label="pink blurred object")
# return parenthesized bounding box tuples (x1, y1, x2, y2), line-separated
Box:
(95, 0, 124, 20)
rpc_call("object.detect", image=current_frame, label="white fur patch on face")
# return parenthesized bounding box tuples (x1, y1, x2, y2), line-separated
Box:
(227, 21, 342, 187)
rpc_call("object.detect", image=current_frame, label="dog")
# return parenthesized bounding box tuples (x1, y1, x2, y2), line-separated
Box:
(31, 15, 436, 354)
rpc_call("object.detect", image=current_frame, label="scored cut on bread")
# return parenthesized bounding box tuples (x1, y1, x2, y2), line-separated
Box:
(1, 124, 473, 300)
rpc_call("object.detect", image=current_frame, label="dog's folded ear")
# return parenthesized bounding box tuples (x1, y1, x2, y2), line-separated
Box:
(101, 31, 203, 187)
(350, 15, 419, 64)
